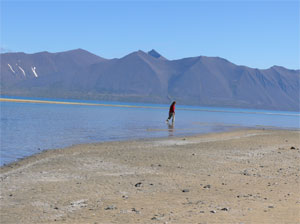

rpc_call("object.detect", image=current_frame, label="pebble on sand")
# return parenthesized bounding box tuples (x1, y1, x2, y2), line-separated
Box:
(135, 182, 142, 187)
(221, 207, 229, 211)
(105, 205, 117, 210)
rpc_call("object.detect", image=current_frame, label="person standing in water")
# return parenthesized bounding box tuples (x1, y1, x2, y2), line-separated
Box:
(166, 101, 176, 123)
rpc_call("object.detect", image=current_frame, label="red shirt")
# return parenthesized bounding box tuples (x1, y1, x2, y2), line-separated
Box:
(169, 104, 175, 113)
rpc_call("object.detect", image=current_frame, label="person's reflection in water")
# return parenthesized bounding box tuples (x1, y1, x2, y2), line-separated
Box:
(168, 123, 174, 137)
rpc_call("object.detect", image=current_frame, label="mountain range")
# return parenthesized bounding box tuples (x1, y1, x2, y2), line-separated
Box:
(1, 49, 299, 111)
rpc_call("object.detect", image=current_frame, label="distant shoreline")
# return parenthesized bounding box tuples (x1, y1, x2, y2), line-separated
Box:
(0, 97, 167, 109)
(1, 97, 299, 116)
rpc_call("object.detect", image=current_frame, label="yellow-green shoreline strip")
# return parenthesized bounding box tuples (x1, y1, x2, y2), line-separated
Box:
(0, 98, 166, 109)
(0, 98, 299, 116)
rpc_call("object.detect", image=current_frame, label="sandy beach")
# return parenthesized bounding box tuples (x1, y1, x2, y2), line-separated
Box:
(0, 129, 299, 223)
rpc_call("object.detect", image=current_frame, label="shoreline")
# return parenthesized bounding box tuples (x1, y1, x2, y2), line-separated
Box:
(0, 126, 244, 168)
(2, 97, 299, 116)
(1, 126, 298, 169)
(1, 129, 299, 223)
(0, 127, 242, 169)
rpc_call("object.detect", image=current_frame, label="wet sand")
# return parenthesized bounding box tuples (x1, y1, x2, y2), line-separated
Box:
(0, 129, 299, 223)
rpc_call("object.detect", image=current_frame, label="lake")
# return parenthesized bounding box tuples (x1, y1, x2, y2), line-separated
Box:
(0, 96, 299, 166)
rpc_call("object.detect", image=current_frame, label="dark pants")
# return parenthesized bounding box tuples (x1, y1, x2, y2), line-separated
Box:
(167, 112, 175, 122)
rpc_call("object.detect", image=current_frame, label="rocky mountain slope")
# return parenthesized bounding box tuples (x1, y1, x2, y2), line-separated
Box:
(1, 49, 299, 111)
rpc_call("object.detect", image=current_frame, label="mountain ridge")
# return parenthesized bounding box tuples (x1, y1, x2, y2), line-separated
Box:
(2, 49, 299, 71)
(1, 49, 299, 111)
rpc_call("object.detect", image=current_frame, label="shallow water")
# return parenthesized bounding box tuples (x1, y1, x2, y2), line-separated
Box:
(0, 96, 299, 166)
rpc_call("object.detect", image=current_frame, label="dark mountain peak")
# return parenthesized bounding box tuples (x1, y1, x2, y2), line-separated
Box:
(148, 49, 161, 58)
(122, 50, 145, 58)
(148, 49, 167, 60)
(122, 50, 159, 61)
(124, 50, 168, 64)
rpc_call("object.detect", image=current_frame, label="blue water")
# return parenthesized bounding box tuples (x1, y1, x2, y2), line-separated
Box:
(0, 97, 299, 166)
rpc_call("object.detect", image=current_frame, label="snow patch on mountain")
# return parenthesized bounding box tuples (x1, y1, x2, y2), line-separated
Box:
(17, 65, 26, 76)
(31, 66, 38, 77)
(7, 64, 15, 73)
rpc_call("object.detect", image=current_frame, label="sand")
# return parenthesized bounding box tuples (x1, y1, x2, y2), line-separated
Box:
(0, 129, 299, 224)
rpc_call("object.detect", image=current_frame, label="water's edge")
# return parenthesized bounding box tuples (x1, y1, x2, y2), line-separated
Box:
(2, 127, 298, 169)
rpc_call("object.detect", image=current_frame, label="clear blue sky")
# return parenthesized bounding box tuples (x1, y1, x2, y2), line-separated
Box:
(1, 0, 299, 69)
